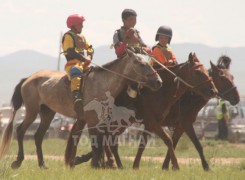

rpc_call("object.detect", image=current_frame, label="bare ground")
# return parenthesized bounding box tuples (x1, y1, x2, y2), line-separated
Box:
(7, 155, 245, 165)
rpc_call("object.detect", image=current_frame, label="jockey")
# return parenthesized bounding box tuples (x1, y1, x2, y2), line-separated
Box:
(62, 14, 94, 117)
(217, 56, 231, 70)
(151, 25, 177, 67)
(112, 9, 151, 110)
(113, 9, 151, 57)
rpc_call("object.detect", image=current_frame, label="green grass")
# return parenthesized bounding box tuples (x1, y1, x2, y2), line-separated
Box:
(1, 135, 245, 179)
(5, 135, 245, 158)
(1, 158, 245, 180)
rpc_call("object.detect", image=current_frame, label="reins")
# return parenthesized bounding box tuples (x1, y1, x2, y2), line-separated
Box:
(218, 86, 237, 99)
(149, 55, 210, 89)
(89, 53, 155, 85)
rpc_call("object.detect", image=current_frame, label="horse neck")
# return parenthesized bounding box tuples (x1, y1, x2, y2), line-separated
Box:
(160, 65, 190, 98)
(143, 65, 191, 121)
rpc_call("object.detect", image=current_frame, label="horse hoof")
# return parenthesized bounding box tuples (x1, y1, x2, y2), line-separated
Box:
(105, 161, 117, 169)
(73, 156, 83, 166)
(162, 167, 169, 171)
(69, 160, 75, 169)
(162, 164, 169, 170)
(11, 161, 22, 169)
(118, 166, 124, 170)
(204, 166, 210, 171)
(40, 164, 49, 169)
(133, 166, 139, 170)
(172, 165, 180, 171)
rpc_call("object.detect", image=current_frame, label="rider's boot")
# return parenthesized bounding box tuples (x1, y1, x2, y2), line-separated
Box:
(71, 77, 84, 119)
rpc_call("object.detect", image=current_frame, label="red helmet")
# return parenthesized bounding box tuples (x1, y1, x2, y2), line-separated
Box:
(66, 14, 85, 28)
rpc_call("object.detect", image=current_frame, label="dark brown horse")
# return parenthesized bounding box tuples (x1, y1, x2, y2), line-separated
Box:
(159, 58, 240, 171)
(66, 52, 217, 169)
(0, 49, 162, 169)
(133, 56, 240, 171)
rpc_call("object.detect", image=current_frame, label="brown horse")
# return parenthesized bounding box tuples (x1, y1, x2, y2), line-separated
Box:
(133, 56, 240, 170)
(0, 49, 162, 169)
(158, 57, 240, 171)
(66, 52, 217, 169)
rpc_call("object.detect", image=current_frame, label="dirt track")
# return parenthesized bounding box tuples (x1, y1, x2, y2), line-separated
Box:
(8, 155, 245, 165)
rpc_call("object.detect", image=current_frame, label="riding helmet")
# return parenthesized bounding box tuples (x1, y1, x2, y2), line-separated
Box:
(155, 25, 173, 43)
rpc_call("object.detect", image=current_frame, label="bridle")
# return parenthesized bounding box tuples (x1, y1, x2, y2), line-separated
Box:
(218, 86, 237, 99)
(209, 68, 237, 99)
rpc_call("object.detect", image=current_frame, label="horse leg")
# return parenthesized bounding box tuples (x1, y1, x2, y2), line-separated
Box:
(90, 130, 105, 169)
(72, 143, 117, 168)
(11, 111, 38, 169)
(133, 131, 149, 169)
(151, 125, 180, 170)
(73, 151, 93, 166)
(184, 125, 210, 171)
(34, 105, 55, 169)
(104, 144, 116, 169)
(162, 127, 184, 170)
(110, 135, 123, 169)
(72, 144, 114, 168)
(65, 118, 86, 168)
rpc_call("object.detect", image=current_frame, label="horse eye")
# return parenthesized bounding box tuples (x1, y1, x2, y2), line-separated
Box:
(195, 69, 202, 74)
(219, 71, 224, 76)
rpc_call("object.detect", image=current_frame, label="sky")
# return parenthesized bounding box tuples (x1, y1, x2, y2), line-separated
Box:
(0, 0, 244, 58)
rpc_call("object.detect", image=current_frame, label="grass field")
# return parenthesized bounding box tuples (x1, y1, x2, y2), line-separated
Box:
(1, 135, 245, 179)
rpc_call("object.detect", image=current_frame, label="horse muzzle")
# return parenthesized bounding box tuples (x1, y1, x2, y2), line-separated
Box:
(149, 79, 162, 91)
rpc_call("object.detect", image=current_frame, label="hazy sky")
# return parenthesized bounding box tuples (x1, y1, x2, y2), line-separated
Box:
(0, 0, 244, 57)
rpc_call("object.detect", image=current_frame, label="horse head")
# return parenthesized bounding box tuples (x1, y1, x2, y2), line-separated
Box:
(210, 61, 240, 105)
(181, 52, 217, 99)
(123, 48, 162, 91)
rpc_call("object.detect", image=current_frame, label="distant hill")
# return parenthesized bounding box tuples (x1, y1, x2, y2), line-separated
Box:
(0, 43, 244, 105)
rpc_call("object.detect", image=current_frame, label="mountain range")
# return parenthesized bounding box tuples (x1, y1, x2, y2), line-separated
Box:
(0, 43, 244, 105)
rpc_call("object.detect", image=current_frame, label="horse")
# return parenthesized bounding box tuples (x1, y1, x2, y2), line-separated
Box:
(65, 52, 217, 169)
(0, 49, 162, 169)
(158, 57, 240, 171)
(132, 56, 240, 171)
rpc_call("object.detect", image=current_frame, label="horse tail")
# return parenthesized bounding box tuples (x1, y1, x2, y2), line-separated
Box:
(0, 78, 27, 158)
(11, 78, 27, 111)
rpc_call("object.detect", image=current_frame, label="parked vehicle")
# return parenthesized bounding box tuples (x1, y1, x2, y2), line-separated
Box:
(13, 115, 75, 140)
(193, 98, 217, 139)
(49, 115, 75, 139)
(0, 106, 25, 134)
(13, 117, 50, 140)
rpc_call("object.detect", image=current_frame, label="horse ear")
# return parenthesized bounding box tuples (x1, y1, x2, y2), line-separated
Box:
(192, 52, 200, 63)
(210, 61, 216, 69)
(188, 52, 193, 62)
(211, 60, 222, 75)
(125, 48, 133, 57)
(188, 52, 198, 64)
(210, 61, 218, 70)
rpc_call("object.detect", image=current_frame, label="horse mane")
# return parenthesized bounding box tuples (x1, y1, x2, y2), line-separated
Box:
(92, 57, 122, 72)
(155, 62, 187, 78)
